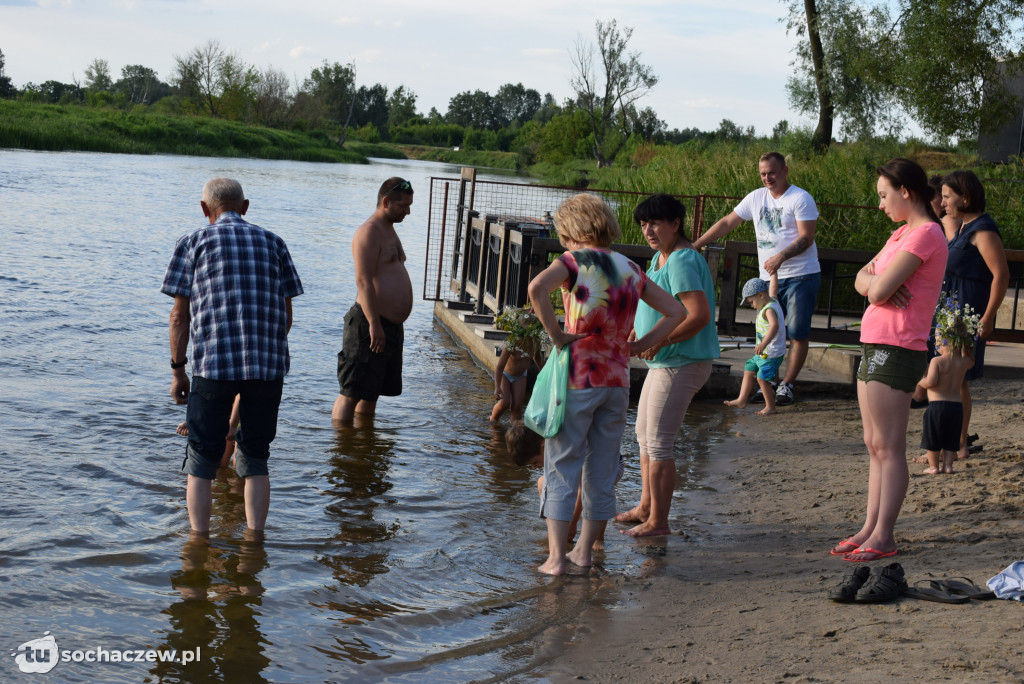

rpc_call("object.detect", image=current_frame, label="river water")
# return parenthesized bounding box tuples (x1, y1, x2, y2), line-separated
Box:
(0, 149, 729, 683)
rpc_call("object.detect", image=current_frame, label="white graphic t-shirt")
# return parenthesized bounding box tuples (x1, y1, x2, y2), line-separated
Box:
(734, 185, 820, 279)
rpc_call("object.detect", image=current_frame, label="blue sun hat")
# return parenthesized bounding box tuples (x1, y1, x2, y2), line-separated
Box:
(741, 278, 769, 300)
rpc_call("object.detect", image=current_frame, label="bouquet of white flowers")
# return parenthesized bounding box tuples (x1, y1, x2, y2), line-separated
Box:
(934, 293, 981, 352)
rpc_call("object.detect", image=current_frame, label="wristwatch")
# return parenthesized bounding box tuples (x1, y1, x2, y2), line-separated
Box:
(171, 357, 188, 369)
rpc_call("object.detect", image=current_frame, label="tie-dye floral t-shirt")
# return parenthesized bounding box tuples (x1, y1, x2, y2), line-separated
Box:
(557, 248, 647, 390)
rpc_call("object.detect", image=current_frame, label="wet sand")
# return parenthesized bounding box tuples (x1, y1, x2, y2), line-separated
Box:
(541, 375, 1024, 682)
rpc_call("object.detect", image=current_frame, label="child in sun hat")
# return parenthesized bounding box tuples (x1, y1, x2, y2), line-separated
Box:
(723, 273, 786, 415)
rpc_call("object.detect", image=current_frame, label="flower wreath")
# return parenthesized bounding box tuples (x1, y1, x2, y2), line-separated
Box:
(934, 293, 981, 352)
(494, 306, 548, 355)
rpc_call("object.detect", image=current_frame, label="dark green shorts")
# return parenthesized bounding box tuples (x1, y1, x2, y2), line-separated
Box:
(857, 343, 928, 393)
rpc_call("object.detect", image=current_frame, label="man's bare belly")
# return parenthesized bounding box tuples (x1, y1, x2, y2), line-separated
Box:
(373, 264, 413, 323)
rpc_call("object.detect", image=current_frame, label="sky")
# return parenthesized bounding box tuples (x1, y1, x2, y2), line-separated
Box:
(0, 0, 812, 136)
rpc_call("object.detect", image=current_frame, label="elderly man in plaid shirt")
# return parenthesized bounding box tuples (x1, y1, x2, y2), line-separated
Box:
(162, 178, 303, 536)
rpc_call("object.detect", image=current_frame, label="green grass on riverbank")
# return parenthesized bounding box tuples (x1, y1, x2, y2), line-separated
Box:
(0, 100, 371, 163)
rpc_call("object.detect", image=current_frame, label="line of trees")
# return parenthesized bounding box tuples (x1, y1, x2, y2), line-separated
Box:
(0, 34, 699, 166)
(3, 4, 1021, 167)
(786, 0, 1024, 149)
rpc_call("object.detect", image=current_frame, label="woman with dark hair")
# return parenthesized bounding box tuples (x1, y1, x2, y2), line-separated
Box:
(938, 170, 1009, 458)
(615, 194, 720, 537)
(927, 174, 959, 240)
(910, 175, 963, 409)
(832, 158, 948, 562)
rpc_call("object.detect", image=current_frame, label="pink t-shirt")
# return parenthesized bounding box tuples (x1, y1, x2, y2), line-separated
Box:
(860, 222, 948, 351)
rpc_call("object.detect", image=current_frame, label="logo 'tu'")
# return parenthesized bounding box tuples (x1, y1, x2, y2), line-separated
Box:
(12, 632, 59, 674)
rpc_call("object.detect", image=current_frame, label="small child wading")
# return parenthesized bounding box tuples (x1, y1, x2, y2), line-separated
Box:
(724, 274, 786, 415)
(918, 299, 978, 474)
(491, 307, 546, 422)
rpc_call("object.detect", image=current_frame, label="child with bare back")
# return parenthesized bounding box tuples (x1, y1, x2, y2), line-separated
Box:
(491, 308, 546, 422)
(724, 273, 786, 415)
(918, 302, 977, 474)
(505, 421, 623, 550)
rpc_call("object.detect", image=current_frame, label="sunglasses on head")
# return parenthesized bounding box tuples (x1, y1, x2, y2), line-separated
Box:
(383, 180, 413, 197)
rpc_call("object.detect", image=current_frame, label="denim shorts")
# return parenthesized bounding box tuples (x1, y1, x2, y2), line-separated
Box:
(185, 376, 284, 479)
(775, 272, 820, 341)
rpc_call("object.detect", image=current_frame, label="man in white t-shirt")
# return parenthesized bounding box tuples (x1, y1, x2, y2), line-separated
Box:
(693, 152, 820, 406)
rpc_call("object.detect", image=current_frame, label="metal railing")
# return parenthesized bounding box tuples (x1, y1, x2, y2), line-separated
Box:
(424, 168, 1024, 343)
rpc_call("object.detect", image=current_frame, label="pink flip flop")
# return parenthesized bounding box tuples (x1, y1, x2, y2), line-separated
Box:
(843, 547, 898, 563)
(830, 538, 860, 556)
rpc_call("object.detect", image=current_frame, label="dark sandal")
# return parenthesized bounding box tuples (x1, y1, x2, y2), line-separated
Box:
(934, 577, 995, 600)
(854, 563, 907, 603)
(828, 565, 871, 603)
(903, 580, 970, 604)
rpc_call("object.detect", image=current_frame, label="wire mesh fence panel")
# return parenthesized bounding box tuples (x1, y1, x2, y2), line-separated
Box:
(424, 177, 692, 301)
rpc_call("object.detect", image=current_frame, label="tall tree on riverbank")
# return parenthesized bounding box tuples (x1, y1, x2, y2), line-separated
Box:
(83, 59, 112, 92)
(304, 60, 358, 144)
(387, 85, 418, 130)
(570, 20, 658, 167)
(785, 0, 1024, 142)
(790, 1, 832, 151)
(116, 64, 167, 106)
(172, 40, 229, 116)
(251, 66, 291, 127)
(0, 49, 15, 99)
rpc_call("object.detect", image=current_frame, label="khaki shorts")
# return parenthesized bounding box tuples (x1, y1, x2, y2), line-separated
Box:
(857, 343, 927, 393)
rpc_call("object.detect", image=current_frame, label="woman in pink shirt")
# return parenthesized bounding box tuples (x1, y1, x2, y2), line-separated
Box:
(832, 158, 948, 562)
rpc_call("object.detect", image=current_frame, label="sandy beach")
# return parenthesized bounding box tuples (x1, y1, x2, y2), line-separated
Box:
(539, 373, 1024, 683)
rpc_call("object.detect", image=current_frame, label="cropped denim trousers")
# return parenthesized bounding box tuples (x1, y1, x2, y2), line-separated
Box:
(185, 376, 284, 479)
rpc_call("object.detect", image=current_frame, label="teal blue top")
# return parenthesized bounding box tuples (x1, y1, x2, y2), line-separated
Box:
(634, 248, 720, 368)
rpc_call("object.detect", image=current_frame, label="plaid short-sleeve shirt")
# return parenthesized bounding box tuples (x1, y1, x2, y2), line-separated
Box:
(161, 212, 304, 380)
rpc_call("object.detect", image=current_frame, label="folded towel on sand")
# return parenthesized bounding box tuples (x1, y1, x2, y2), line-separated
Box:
(987, 561, 1024, 601)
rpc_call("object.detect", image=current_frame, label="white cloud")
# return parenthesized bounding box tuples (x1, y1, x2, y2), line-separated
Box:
(289, 46, 313, 59)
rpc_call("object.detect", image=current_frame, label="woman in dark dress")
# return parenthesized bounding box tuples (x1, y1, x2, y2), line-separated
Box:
(939, 170, 1009, 459)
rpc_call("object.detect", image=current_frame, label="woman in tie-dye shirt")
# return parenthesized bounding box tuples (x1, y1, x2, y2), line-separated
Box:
(528, 194, 684, 576)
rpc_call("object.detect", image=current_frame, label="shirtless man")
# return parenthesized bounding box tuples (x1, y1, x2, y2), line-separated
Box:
(331, 178, 414, 424)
